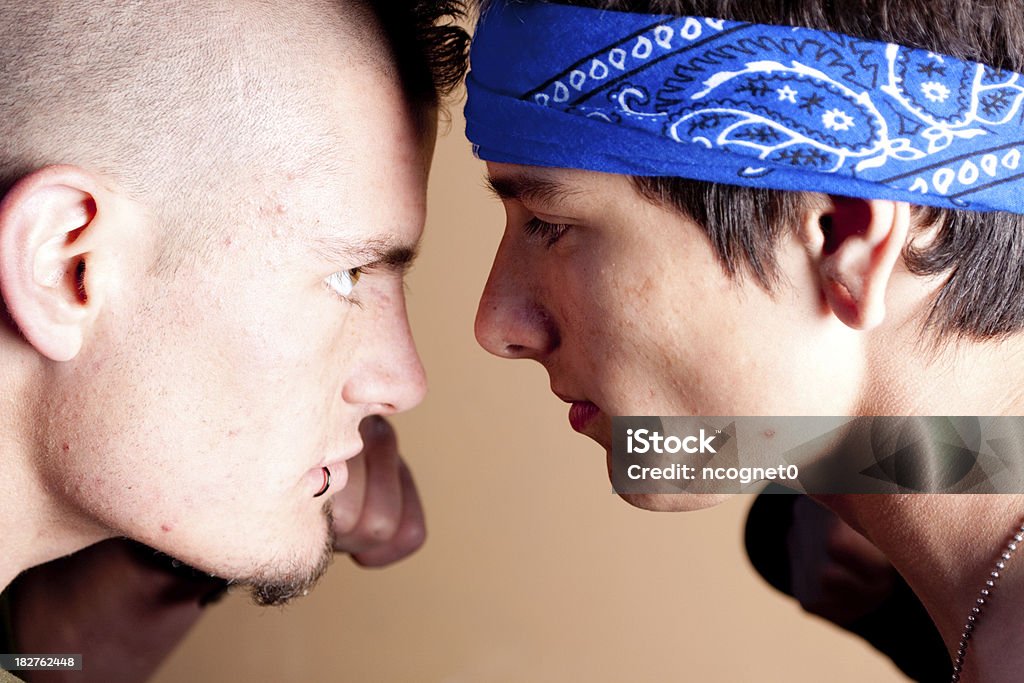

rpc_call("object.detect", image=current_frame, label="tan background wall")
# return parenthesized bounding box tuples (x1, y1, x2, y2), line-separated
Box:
(150, 114, 908, 683)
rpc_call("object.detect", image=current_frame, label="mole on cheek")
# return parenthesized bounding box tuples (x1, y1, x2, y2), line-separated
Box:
(160, 523, 173, 533)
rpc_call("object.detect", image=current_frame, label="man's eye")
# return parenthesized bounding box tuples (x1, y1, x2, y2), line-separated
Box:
(325, 268, 362, 299)
(524, 217, 571, 247)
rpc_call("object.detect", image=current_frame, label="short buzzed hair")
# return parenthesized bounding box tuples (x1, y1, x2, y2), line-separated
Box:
(0, 0, 469, 235)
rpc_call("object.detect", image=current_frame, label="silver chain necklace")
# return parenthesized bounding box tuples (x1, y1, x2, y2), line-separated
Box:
(950, 519, 1024, 682)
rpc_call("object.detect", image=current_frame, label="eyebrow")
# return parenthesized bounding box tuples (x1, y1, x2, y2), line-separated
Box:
(484, 173, 582, 207)
(311, 235, 420, 273)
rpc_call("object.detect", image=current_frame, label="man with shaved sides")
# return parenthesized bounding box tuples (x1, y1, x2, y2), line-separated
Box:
(0, 1, 468, 680)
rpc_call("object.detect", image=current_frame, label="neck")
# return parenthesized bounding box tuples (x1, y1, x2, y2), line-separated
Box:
(866, 302, 1024, 416)
(0, 446, 108, 591)
(817, 494, 1024, 683)
(846, 311, 1024, 679)
(0, 357, 108, 591)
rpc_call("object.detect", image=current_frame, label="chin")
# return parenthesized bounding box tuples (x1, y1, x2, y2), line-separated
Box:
(247, 539, 335, 606)
(603, 449, 732, 512)
(201, 529, 335, 607)
(161, 503, 334, 592)
(617, 492, 733, 512)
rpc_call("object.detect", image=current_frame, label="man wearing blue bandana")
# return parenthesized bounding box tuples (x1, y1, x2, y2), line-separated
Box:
(467, 1, 1024, 681)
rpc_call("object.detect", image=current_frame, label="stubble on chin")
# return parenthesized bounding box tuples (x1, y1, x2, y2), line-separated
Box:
(249, 502, 336, 607)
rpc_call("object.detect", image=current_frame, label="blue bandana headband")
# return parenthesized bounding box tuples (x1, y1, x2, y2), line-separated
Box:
(465, 1, 1024, 214)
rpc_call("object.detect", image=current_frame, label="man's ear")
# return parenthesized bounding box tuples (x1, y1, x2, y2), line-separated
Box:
(0, 165, 123, 361)
(802, 196, 911, 331)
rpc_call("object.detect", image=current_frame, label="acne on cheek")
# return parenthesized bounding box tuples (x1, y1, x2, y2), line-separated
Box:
(617, 274, 655, 302)
(636, 277, 655, 300)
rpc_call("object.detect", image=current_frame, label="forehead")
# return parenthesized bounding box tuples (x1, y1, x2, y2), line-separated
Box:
(253, 58, 434, 259)
(142, 7, 436, 271)
(169, 1, 437, 258)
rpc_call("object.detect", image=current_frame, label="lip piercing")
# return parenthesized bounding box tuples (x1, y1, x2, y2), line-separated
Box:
(313, 467, 331, 498)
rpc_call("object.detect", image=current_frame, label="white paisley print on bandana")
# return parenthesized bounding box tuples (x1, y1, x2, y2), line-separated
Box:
(466, 2, 1024, 214)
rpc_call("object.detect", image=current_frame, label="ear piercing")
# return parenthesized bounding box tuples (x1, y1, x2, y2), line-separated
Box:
(313, 467, 331, 498)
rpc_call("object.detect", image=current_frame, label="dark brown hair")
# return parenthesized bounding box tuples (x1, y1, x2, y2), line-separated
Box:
(480, 0, 1024, 339)
(372, 0, 471, 109)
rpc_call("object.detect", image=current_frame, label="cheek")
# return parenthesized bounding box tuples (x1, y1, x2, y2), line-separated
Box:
(573, 264, 817, 414)
(581, 265, 725, 404)
(654, 290, 862, 415)
(42, 324, 335, 561)
(544, 251, 655, 349)
(192, 268, 347, 401)
(62, 280, 341, 483)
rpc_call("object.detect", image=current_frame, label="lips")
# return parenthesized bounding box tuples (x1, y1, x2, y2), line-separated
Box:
(307, 441, 363, 496)
(568, 401, 600, 432)
(309, 460, 349, 495)
(320, 440, 364, 470)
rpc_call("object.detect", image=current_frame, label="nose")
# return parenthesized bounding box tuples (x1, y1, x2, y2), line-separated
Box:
(342, 289, 427, 416)
(475, 233, 558, 360)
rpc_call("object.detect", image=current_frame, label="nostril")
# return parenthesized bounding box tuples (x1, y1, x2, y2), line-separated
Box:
(474, 292, 559, 359)
(504, 343, 525, 357)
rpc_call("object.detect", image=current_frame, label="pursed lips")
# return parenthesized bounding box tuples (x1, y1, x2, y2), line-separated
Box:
(554, 390, 601, 433)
